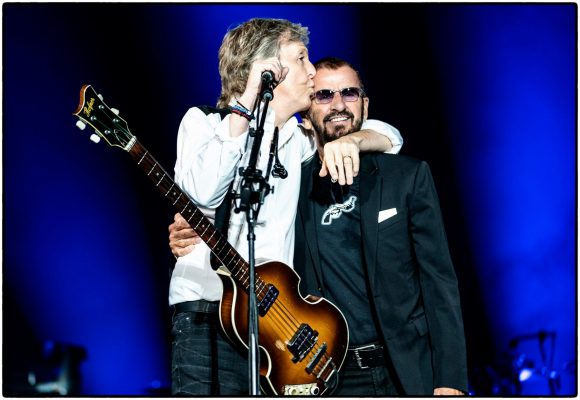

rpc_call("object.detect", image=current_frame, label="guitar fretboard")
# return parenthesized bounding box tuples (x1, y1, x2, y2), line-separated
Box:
(128, 140, 260, 291)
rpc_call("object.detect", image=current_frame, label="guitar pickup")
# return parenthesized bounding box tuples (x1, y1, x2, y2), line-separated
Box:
(258, 284, 279, 317)
(288, 323, 318, 362)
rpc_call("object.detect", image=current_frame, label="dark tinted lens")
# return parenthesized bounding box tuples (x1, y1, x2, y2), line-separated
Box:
(341, 87, 361, 102)
(314, 89, 335, 103)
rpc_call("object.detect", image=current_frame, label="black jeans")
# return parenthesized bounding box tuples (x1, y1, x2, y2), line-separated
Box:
(332, 360, 400, 396)
(171, 305, 249, 395)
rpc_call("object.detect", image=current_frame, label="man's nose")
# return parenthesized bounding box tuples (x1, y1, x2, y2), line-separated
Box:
(330, 92, 346, 111)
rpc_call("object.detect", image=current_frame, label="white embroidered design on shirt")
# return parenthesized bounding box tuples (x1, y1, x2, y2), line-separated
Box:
(321, 195, 357, 225)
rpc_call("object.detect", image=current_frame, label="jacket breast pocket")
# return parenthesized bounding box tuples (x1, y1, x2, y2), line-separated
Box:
(377, 210, 412, 263)
(378, 209, 405, 232)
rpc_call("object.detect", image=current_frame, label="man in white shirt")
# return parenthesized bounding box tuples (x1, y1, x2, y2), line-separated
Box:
(168, 18, 402, 395)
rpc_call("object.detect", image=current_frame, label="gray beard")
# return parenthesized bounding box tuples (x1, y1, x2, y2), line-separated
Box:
(313, 117, 364, 146)
(310, 102, 365, 146)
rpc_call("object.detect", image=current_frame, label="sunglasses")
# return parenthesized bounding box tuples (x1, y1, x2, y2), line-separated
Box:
(311, 87, 366, 104)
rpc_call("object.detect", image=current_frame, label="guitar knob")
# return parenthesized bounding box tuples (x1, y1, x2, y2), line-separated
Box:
(76, 120, 86, 130)
(111, 108, 119, 115)
(90, 134, 101, 143)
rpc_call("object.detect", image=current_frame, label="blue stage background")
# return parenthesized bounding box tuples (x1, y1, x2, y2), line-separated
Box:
(2, 3, 576, 395)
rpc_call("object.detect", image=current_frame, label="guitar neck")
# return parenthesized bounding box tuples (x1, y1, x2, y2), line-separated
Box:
(127, 140, 249, 280)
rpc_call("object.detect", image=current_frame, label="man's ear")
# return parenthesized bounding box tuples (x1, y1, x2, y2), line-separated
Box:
(301, 116, 313, 130)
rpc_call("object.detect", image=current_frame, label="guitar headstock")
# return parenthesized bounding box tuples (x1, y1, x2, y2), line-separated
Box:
(73, 85, 136, 150)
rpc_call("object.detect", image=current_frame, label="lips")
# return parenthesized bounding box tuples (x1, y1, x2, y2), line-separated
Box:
(324, 113, 353, 124)
(328, 116, 349, 123)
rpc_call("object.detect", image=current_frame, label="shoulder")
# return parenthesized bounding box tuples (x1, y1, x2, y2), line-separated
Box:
(363, 152, 427, 172)
(197, 105, 231, 118)
(182, 105, 231, 120)
(362, 154, 434, 187)
(180, 105, 232, 127)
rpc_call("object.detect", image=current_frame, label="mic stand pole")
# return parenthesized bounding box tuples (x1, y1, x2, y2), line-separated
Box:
(234, 83, 274, 396)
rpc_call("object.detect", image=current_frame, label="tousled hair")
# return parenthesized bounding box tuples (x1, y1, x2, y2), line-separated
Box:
(216, 18, 309, 108)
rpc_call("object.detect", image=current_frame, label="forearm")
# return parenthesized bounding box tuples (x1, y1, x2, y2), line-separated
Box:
(229, 94, 255, 138)
(346, 128, 392, 153)
(360, 119, 403, 154)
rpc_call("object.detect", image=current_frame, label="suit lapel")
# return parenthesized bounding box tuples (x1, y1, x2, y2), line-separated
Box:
(359, 155, 382, 289)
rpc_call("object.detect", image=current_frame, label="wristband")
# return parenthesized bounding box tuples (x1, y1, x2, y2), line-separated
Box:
(230, 104, 254, 121)
(235, 99, 251, 113)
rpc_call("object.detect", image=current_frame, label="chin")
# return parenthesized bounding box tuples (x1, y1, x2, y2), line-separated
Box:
(328, 125, 350, 136)
(325, 129, 348, 141)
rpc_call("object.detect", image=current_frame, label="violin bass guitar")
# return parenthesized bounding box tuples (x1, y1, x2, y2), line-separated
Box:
(73, 85, 349, 396)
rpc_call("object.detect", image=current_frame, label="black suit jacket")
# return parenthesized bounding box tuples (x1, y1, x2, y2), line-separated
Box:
(294, 153, 468, 394)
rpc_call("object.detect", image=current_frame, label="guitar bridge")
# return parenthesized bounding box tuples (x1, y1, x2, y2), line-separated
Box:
(305, 342, 327, 373)
(288, 323, 318, 362)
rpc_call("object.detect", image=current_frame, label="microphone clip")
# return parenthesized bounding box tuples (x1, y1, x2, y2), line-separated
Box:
(260, 71, 276, 101)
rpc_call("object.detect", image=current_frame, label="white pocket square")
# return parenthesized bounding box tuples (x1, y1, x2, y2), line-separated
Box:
(378, 208, 397, 223)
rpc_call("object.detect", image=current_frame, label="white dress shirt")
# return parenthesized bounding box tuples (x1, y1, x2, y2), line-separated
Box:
(169, 105, 403, 305)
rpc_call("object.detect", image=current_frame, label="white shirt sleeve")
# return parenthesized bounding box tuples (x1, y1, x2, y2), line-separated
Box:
(361, 119, 404, 154)
(174, 107, 249, 208)
(297, 126, 318, 163)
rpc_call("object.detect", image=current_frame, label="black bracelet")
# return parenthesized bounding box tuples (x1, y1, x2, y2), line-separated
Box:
(235, 99, 251, 113)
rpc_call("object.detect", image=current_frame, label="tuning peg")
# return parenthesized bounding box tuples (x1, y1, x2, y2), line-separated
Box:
(111, 108, 119, 115)
(76, 120, 87, 130)
(90, 134, 101, 144)
(97, 94, 103, 100)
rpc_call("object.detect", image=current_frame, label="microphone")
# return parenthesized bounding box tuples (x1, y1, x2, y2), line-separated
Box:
(260, 70, 276, 101)
(261, 70, 275, 83)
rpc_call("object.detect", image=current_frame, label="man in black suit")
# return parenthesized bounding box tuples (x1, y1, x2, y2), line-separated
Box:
(293, 57, 467, 395)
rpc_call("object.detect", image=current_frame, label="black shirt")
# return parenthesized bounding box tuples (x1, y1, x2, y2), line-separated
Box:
(311, 162, 380, 346)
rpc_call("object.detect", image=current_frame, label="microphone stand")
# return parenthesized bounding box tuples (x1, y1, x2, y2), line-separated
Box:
(233, 75, 275, 396)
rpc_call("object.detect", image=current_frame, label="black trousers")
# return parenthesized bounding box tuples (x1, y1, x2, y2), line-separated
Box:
(332, 357, 401, 396)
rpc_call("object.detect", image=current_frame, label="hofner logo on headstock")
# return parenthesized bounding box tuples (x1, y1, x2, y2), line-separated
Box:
(83, 97, 95, 118)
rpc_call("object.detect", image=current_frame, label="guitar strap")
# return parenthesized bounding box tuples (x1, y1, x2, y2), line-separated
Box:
(210, 184, 234, 271)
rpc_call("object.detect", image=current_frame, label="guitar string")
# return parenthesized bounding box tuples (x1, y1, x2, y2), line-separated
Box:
(129, 149, 311, 359)
(149, 158, 335, 379)
(186, 207, 332, 377)
(215, 246, 331, 367)
(99, 119, 338, 384)
(234, 264, 334, 373)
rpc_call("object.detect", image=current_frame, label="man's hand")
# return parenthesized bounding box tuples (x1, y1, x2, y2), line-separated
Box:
(433, 387, 464, 396)
(318, 129, 392, 185)
(319, 135, 362, 185)
(169, 213, 201, 257)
